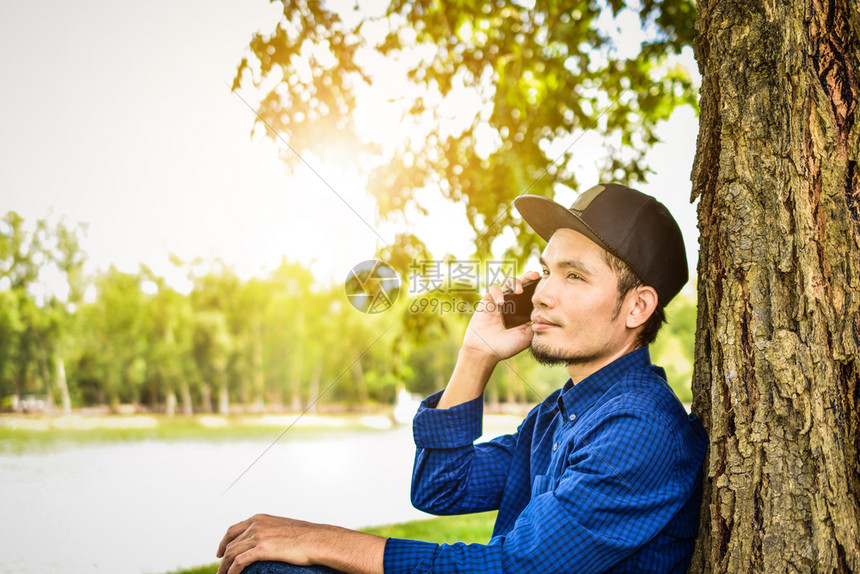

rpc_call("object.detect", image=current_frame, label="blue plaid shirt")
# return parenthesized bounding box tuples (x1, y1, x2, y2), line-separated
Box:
(383, 346, 708, 573)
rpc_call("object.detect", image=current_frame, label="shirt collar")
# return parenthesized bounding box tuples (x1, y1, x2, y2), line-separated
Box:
(555, 346, 652, 419)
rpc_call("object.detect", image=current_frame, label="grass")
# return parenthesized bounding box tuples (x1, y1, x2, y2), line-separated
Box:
(362, 511, 497, 543)
(164, 512, 497, 574)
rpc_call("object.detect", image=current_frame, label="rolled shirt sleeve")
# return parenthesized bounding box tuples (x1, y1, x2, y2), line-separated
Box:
(409, 391, 518, 516)
(411, 391, 484, 449)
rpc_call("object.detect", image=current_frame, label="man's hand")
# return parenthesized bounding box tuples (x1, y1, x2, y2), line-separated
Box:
(217, 514, 316, 574)
(216, 514, 385, 574)
(437, 271, 540, 409)
(461, 271, 541, 362)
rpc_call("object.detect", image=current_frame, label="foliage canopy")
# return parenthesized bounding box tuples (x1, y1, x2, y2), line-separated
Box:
(234, 0, 698, 264)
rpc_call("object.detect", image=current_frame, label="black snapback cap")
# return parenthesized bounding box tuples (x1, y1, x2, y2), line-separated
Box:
(514, 183, 688, 305)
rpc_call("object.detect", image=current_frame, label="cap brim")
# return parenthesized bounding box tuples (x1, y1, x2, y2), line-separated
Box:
(514, 195, 609, 252)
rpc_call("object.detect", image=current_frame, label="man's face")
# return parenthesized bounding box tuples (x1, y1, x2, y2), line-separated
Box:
(529, 228, 635, 369)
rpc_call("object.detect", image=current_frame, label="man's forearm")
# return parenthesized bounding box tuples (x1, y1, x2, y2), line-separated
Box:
(311, 525, 386, 574)
(436, 347, 498, 409)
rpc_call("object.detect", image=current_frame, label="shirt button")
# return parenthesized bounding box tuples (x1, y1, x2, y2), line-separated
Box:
(553, 442, 558, 451)
(569, 414, 576, 421)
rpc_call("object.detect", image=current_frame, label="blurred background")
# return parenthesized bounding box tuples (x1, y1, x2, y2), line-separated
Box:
(0, 0, 699, 571)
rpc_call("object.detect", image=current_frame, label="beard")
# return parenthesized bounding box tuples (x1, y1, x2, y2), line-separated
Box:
(529, 334, 603, 367)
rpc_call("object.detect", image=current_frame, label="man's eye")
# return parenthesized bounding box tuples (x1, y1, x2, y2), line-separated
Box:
(567, 273, 581, 280)
(541, 269, 549, 276)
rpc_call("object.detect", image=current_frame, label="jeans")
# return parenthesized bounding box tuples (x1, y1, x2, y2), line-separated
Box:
(242, 561, 344, 574)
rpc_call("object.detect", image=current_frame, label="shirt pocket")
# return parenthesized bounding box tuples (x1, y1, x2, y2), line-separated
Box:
(531, 474, 557, 499)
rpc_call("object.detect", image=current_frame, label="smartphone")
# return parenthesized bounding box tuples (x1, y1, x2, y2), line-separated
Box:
(501, 278, 539, 329)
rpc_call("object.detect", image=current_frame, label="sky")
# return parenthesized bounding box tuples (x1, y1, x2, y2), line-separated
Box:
(0, 0, 701, 298)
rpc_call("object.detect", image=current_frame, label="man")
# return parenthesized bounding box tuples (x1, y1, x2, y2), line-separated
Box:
(217, 183, 709, 574)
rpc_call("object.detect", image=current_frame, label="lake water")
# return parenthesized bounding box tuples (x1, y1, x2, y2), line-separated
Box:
(0, 427, 436, 574)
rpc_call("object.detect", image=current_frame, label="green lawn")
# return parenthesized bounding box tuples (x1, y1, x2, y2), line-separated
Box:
(362, 511, 496, 543)
(165, 512, 497, 574)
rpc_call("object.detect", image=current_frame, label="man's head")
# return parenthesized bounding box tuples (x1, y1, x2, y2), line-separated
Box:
(513, 183, 687, 368)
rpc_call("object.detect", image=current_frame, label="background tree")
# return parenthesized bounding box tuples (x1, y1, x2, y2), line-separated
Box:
(0, 212, 85, 412)
(50, 218, 87, 414)
(141, 269, 195, 416)
(263, 259, 325, 411)
(190, 268, 240, 415)
(688, 0, 859, 570)
(234, 276, 273, 411)
(78, 267, 148, 411)
(0, 213, 47, 406)
(0, 289, 23, 405)
(191, 308, 234, 415)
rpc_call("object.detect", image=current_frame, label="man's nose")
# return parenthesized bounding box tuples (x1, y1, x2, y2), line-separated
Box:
(532, 277, 555, 308)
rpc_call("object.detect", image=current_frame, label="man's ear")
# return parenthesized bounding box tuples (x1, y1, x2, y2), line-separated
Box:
(625, 285, 658, 329)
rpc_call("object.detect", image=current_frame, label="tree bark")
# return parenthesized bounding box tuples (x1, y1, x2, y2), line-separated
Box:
(689, 0, 860, 571)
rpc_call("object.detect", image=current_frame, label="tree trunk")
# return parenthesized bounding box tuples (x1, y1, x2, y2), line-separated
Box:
(181, 381, 193, 416)
(218, 373, 229, 416)
(165, 389, 177, 417)
(290, 343, 304, 413)
(307, 362, 322, 413)
(38, 348, 53, 415)
(201, 382, 213, 413)
(351, 360, 369, 412)
(689, 0, 860, 571)
(252, 325, 265, 413)
(56, 357, 71, 415)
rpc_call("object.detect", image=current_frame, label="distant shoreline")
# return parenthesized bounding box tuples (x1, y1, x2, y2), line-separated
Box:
(0, 409, 528, 452)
